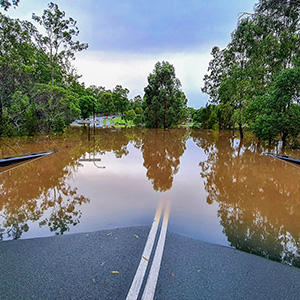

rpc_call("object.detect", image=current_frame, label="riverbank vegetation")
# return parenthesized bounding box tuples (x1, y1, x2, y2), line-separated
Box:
(0, 1, 187, 135)
(1, 0, 300, 146)
(0, 3, 88, 136)
(199, 0, 300, 145)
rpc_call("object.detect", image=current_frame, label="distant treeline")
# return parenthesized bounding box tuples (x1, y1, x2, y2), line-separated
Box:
(200, 0, 300, 145)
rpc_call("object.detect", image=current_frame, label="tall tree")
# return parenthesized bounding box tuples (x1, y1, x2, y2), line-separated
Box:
(144, 61, 187, 129)
(202, 0, 300, 143)
(252, 67, 300, 142)
(32, 2, 88, 85)
(112, 85, 129, 115)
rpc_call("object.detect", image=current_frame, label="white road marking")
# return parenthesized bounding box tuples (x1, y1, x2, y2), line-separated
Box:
(126, 201, 164, 300)
(141, 201, 171, 300)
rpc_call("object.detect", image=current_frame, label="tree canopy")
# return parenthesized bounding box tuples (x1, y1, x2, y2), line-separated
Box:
(32, 2, 88, 85)
(201, 0, 300, 144)
(0, 4, 87, 136)
(0, 0, 19, 10)
(143, 61, 187, 129)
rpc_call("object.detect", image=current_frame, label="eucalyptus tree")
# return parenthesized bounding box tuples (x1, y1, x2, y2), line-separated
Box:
(202, 46, 233, 104)
(144, 61, 187, 129)
(202, 0, 300, 141)
(32, 2, 88, 85)
(202, 20, 255, 138)
(252, 67, 300, 142)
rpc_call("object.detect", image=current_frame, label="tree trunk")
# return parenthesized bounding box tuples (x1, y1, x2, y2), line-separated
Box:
(51, 62, 54, 85)
(238, 123, 244, 140)
(50, 49, 54, 85)
(282, 131, 288, 144)
(164, 103, 168, 129)
(0, 103, 2, 135)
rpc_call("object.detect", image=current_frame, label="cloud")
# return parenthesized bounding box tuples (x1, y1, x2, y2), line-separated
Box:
(69, 0, 257, 53)
(8, 0, 256, 54)
(6, 0, 257, 108)
(74, 50, 211, 108)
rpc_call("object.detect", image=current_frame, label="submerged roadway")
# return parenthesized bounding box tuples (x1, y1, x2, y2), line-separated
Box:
(1, 214, 300, 299)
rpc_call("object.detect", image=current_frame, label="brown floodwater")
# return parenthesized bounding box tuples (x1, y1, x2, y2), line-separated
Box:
(1, 128, 300, 267)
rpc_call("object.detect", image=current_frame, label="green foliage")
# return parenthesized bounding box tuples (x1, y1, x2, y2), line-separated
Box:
(252, 114, 279, 142)
(130, 95, 143, 112)
(144, 61, 187, 128)
(0, 6, 87, 136)
(288, 104, 300, 139)
(252, 67, 300, 142)
(193, 105, 219, 130)
(30, 84, 80, 134)
(78, 95, 94, 119)
(133, 114, 143, 126)
(202, 0, 300, 143)
(32, 2, 88, 85)
(112, 85, 130, 115)
(124, 109, 136, 121)
(99, 92, 115, 115)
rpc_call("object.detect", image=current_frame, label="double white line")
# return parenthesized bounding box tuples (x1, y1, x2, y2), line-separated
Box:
(126, 199, 171, 300)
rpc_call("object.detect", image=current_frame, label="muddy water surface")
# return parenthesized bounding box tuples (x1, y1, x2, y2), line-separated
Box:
(0, 128, 300, 267)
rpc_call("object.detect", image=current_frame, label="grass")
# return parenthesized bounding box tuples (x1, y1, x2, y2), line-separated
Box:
(112, 117, 134, 128)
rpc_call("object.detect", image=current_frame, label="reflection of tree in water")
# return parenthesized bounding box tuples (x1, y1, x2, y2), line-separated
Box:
(0, 127, 144, 240)
(78, 127, 189, 192)
(192, 130, 300, 267)
(141, 129, 188, 192)
(0, 132, 91, 240)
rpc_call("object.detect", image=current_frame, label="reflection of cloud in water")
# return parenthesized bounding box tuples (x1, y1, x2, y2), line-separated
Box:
(72, 146, 162, 229)
(4, 126, 299, 271)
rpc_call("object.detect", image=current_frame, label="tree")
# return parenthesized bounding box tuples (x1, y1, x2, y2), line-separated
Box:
(0, 60, 32, 135)
(252, 67, 300, 142)
(193, 105, 219, 130)
(144, 61, 187, 129)
(112, 85, 130, 115)
(202, 0, 300, 142)
(30, 84, 80, 134)
(32, 2, 88, 85)
(0, 0, 19, 10)
(78, 95, 94, 119)
(99, 92, 115, 115)
(202, 46, 233, 104)
(124, 109, 136, 121)
(130, 95, 143, 114)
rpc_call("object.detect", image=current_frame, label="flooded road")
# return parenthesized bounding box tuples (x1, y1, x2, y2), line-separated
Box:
(0, 128, 300, 267)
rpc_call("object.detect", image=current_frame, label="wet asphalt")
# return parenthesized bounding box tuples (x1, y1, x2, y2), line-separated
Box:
(1, 226, 300, 300)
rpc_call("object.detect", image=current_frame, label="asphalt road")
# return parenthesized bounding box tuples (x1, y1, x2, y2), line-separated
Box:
(1, 226, 300, 300)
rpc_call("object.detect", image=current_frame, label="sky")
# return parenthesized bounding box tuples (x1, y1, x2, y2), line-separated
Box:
(6, 0, 258, 108)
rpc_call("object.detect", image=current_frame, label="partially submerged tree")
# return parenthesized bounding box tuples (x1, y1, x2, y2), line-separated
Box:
(144, 61, 187, 129)
(112, 85, 130, 115)
(252, 67, 300, 143)
(202, 0, 300, 143)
